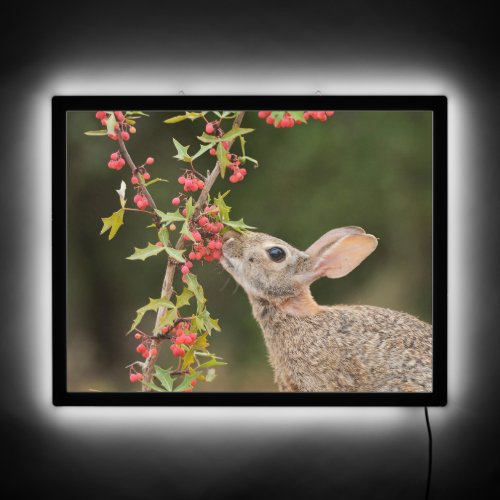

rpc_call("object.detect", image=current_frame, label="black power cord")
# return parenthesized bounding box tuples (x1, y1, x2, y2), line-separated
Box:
(424, 406, 433, 500)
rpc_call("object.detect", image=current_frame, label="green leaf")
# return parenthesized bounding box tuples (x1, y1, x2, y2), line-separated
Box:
(239, 135, 246, 157)
(191, 142, 215, 161)
(125, 118, 136, 125)
(193, 332, 210, 350)
(144, 178, 169, 187)
(216, 142, 231, 179)
(197, 358, 227, 369)
(197, 126, 254, 144)
(174, 372, 200, 392)
(128, 297, 175, 333)
(287, 111, 307, 123)
(223, 218, 255, 233)
(241, 155, 259, 168)
(184, 197, 195, 220)
(126, 242, 164, 261)
(158, 226, 170, 247)
(126, 111, 150, 117)
(100, 208, 124, 240)
(200, 308, 221, 334)
(155, 209, 186, 225)
(205, 368, 217, 382)
(164, 112, 204, 123)
(175, 287, 194, 309)
(165, 246, 186, 263)
(154, 365, 175, 392)
(184, 274, 206, 311)
(213, 191, 231, 221)
(106, 113, 117, 136)
(84, 129, 108, 136)
(180, 221, 195, 242)
(192, 315, 204, 332)
(142, 380, 165, 392)
(172, 138, 191, 162)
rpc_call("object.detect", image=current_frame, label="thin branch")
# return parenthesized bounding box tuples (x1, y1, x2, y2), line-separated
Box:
(141, 111, 246, 391)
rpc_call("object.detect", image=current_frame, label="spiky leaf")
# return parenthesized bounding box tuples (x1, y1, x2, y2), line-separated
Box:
(128, 297, 175, 333)
(176, 288, 194, 309)
(100, 208, 124, 240)
(223, 218, 255, 232)
(126, 242, 164, 261)
(154, 366, 175, 392)
(155, 209, 186, 225)
(172, 138, 191, 162)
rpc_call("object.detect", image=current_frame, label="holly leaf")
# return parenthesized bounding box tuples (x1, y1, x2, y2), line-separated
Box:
(172, 138, 191, 162)
(128, 297, 175, 333)
(164, 112, 205, 124)
(158, 226, 170, 247)
(223, 218, 255, 233)
(216, 142, 231, 178)
(287, 111, 307, 123)
(84, 129, 108, 136)
(213, 191, 231, 221)
(180, 221, 195, 243)
(191, 142, 215, 161)
(200, 308, 221, 334)
(100, 208, 124, 240)
(126, 242, 164, 261)
(126, 111, 150, 117)
(164, 246, 186, 263)
(175, 288, 194, 309)
(174, 372, 200, 392)
(141, 380, 165, 392)
(184, 274, 206, 311)
(154, 365, 175, 392)
(197, 126, 254, 144)
(184, 197, 195, 220)
(197, 358, 227, 369)
(106, 113, 117, 136)
(155, 209, 186, 225)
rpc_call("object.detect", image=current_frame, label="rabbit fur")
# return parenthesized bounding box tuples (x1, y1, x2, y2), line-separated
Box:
(220, 227, 432, 392)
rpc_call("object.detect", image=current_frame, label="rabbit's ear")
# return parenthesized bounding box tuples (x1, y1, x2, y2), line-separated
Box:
(311, 233, 378, 279)
(306, 226, 366, 259)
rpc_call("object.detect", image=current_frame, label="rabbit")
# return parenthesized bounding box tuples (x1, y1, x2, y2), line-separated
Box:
(220, 226, 432, 392)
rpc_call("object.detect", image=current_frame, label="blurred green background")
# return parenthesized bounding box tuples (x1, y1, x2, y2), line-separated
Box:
(66, 110, 432, 392)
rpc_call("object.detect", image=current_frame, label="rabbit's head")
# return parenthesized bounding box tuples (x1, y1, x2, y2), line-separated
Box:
(221, 227, 378, 314)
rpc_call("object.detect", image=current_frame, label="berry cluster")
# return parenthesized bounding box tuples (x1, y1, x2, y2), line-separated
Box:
(107, 151, 126, 170)
(159, 321, 198, 358)
(95, 111, 136, 140)
(226, 153, 247, 183)
(133, 331, 159, 359)
(178, 172, 205, 193)
(258, 110, 334, 128)
(133, 193, 150, 210)
(129, 371, 143, 383)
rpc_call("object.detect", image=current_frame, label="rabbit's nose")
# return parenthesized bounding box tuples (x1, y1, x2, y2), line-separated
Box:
(222, 230, 240, 243)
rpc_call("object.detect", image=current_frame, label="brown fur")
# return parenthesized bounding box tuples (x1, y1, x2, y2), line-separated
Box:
(221, 229, 432, 393)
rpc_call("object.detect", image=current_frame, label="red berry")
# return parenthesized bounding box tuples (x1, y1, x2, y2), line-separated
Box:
(178, 176, 186, 185)
(110, 152, 119, 161)
(129, 126, 137, 134)
(161, 326, 169, 334)
(121, 131, 130, 141)
(266, 116, 275, 125)
(189, 251, 196, 260)
(146, 157, 154, 165)
(131, 176, 138, 185)
(195, 252, 202, 260)
(142, 350, 149, 358)
(198, 216, 208, 226)
(115, 111, 125, 122)
(172, 197, 180, 206)
(212, 250, 222, 260)
(191, 379, 197, 386)
(326, 111, 334, 116)
(205, 122, 215, 134)
(208, 240, 217, 250)
(137, 343, 146, 353)
(182, 208, 187, 216)
(155, 241, 163, 247)
(134, 333, 142, 340)
(186, 261, 193, 269)
(183, 388, 193, 392)
(108, 133, 118, 140)
(240, 168, 247, 176)
(181, 265, 190, 274)
(137, 200, 144, 209)
(142, 198, 149, 208)
(96, 111, 106, 120)
(229, 175, 237, 183)
(222, 141, 229, 150)
(143, 172, 151, 180)
(209, 148, 216, 155)
(258, 111, 271, 119)
(117, 158, 126, 169)
(136, 373, 143, 381)
(197, 179, 205, 189)
(133, 194, 141, 203)
(150, 348, 158, 357)
(130, 373, 138, 383)
(215, 240, 223, 250)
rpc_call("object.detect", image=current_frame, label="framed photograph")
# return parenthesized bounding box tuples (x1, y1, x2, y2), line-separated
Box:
(53, 96, 447, 405)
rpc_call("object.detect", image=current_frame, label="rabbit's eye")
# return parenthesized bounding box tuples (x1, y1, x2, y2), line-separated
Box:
(267, 247, 286, 263)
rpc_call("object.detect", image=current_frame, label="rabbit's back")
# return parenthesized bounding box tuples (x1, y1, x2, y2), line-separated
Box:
(253, 301, 432, 392)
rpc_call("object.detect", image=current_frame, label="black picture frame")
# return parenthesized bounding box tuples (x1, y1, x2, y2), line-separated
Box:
(53, 95, 447, 406)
